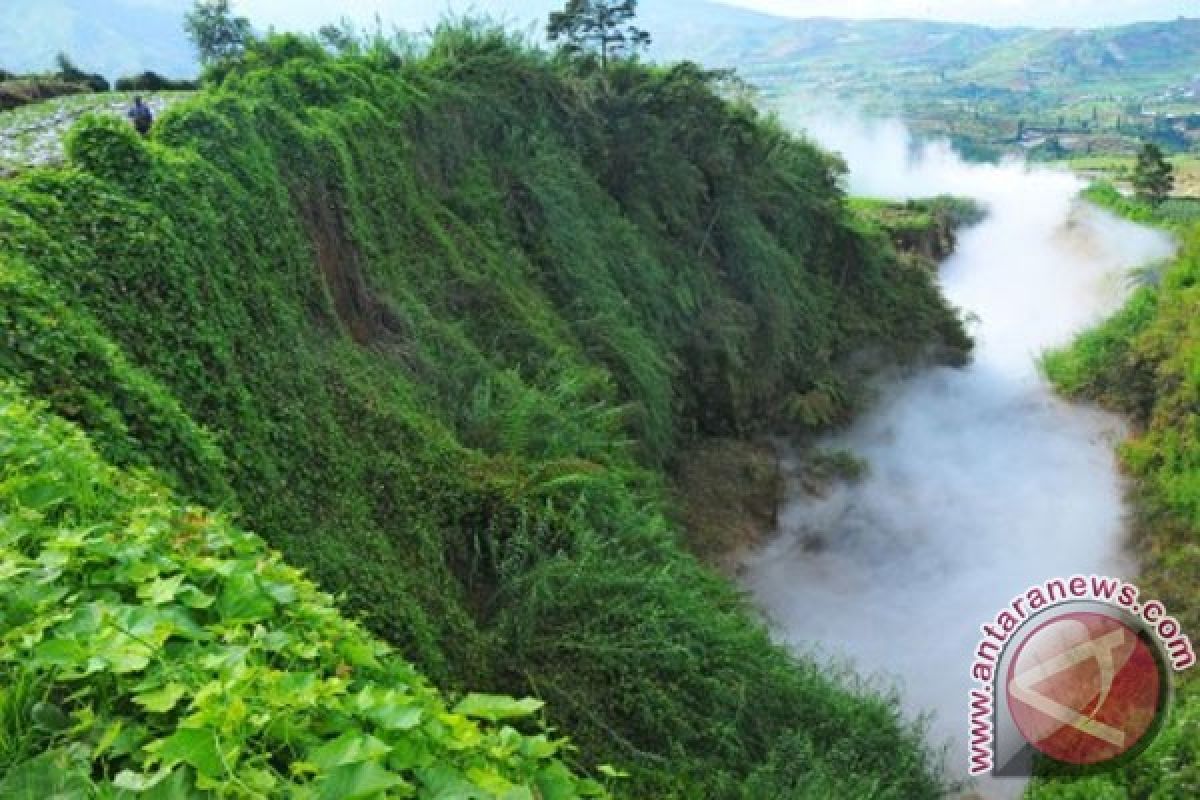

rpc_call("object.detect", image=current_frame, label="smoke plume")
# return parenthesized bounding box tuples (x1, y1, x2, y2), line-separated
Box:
(742, 113, 1176, 796)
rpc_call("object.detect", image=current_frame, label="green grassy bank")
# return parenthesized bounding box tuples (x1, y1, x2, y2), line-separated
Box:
(1032, 186, 1199, 798)
(0, 25, 971, 797)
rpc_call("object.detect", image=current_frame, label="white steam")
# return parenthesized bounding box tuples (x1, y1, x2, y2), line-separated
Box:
(741, 114, 1176, 796)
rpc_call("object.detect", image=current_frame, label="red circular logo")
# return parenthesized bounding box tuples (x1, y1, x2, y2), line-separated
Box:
(1006, 611, 1163, 765)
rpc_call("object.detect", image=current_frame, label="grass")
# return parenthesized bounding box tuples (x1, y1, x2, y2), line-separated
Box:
(0, 25, 969, 797)
(0, 90, 192, 174)
(1035, 186, 1200, 798)
(0, 384, 608, 798)
(1058, 154, 1200, 198)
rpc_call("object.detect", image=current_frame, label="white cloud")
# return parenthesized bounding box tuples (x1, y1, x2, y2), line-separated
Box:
(180, 0, 1200, 35)
(230, 1, 558, 33)
(716, 0, 1198, 28)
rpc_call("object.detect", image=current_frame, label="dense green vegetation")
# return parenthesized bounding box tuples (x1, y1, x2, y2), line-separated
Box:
(1132, 143, 1176, 205)
(1035, 187, 1199, 798)
(1077, 182, 1200, 228)
(0, 74, 91, 112)
(0, 386, 608, 798)
(113, 73, 200, 93)
(185, 0, 254, 68)
(0, 25, 971, 797)
(849, 196, 984, 267)
(1056, 154, 1200, 201)
(0, 54, 110, 112)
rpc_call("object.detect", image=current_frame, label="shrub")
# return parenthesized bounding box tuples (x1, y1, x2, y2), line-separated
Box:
(0, 385, 608, 798)
(54, 52, 110, 93)
(1039, 182, 1200, 798)
(0, 23, 964, 796)
(0, 77, 90, 111)
(115, 71, 201, 92)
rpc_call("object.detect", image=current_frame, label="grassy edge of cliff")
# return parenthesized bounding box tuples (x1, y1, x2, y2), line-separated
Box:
(671, 196, 983, 571)
(0, 383, 614, 799)
(1030, 183, 1199, 798)
(2, 24, 975, 798)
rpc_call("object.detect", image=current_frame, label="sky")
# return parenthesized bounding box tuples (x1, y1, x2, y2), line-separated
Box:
(137, 0, 1198, 34)
(722, 0, 1199, 27)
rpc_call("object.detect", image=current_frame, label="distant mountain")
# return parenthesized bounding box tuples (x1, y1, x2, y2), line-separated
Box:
(957, 18, 1200, 92)
(0, 0, 196, 81)
(646, 7, 1200, 105)
(648, 9, 1026, 73)
(4, 0, 1199, 116)
(640, 0, 791, 63)
(643, 5, 1200, 158)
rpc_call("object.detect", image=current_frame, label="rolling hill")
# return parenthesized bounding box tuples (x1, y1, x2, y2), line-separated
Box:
(651, 8, 1200, 104)
(656, 7, 1200, 159)
(4, 0, 1199, 111)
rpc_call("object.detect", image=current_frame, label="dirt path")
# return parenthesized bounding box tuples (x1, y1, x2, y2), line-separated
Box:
(0, 91, 191, 176)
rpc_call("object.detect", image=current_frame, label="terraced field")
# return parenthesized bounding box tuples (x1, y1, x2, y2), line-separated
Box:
(1059, 153, 1200, 197)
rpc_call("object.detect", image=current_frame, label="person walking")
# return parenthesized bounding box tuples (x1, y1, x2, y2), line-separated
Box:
(128, 96, 153, 135)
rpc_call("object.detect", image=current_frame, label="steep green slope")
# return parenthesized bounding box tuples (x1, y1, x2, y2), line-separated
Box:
(1036, 188, 1199, 798)
(0, 385, 607, 798)
(0, 27, 968, 796)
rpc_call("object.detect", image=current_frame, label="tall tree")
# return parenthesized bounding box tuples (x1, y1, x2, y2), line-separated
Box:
(318, 18, 359, 55)
(184, 0, 253, 66)
(1132, 142, 1175, 206)
(547, 1, 651, 68)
